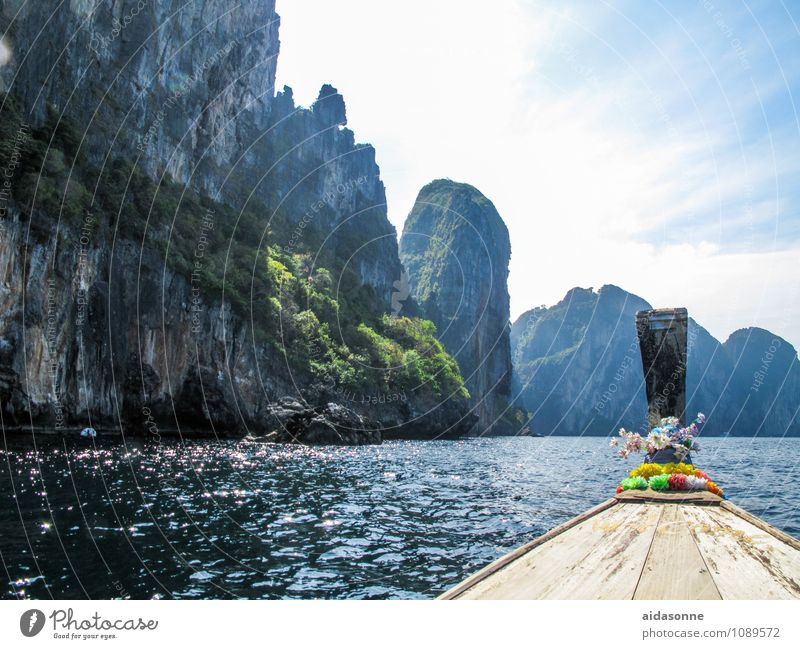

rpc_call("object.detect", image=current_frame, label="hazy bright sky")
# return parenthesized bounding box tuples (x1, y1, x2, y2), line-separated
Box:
(276, 0, 800, 350)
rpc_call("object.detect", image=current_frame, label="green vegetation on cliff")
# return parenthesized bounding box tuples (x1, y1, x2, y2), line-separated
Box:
(0, 96, 469, 404)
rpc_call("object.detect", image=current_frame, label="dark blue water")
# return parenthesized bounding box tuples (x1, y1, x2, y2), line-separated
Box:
(1, 436, 797, 599)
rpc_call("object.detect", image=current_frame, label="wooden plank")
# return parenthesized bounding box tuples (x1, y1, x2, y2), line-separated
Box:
(682, 505, 800, 599)
(720, 501, 800, 551)
(615, 489, 721, 504)
(438, 498, 619, 599)
(634, 505, 721, 600)
(452, 503, 662, 599)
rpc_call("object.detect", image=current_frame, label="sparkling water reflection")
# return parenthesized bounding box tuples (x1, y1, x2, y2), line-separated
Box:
(1, 437, 797, 599)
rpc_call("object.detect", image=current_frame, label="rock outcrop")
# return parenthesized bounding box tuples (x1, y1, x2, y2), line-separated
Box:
(399, 180, 520, 435)
(253, 399, 382, 446)
(511, 285, 799, 437)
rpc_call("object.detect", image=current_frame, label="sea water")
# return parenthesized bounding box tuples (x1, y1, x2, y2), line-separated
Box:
(1, 436, 796, 599)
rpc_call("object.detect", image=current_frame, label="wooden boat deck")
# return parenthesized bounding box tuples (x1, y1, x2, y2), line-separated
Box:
(440, 491, 800, 600)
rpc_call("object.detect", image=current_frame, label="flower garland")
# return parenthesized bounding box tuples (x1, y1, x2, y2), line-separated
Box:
(615, 462, 724, 497)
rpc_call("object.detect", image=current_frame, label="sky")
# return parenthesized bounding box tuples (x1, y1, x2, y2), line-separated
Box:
(275, 0, 800, 350)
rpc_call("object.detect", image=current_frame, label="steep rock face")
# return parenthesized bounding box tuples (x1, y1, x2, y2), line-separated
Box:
(511, 285, 650, 436)
(0, 2, 473, 438)
(684, 319, 742, 434)
(0, 204, 472, 437)
(399, 180, 516, 434)
(0, 207, 278, 434)
(724, 328, 800, 437)
(254, 84, 403, 305)
(0, 2, 401, 303)
(0, 0, 280, 193)
(511, 286, 799, 436)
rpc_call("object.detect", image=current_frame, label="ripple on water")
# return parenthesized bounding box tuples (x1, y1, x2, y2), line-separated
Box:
(0, 437, 797, 599)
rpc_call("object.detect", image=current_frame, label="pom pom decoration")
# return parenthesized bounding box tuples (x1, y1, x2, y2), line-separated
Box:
(630, 462, 695, 479)
(629, 463, 666, 479)
(663, 463, 696, 476)
(668, 473, 688, 491)
(615, 471, 722, 496)
(620, 476, 648, 491)
(685, 475, 709, 490)
(648, 474, 670, 491)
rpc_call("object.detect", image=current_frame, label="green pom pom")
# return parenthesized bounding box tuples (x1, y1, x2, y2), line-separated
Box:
(648, 474, 670, 491)
(621, 477, 648, 491)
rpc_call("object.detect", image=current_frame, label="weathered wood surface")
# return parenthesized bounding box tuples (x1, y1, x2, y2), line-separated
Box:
(720, 500, 800, 552)
(615, 489, 721, 504)
(634, 505, 721, 600)
(682, 505, 800, 599)
(440, 500, 800, 600)
(447, 503, 662, 599)
(438, 498, 619, 600)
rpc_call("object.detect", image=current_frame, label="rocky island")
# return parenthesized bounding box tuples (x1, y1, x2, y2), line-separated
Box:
(400, 180, 524, 435)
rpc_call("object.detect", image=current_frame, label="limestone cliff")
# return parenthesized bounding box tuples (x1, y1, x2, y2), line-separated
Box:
(0, 1, 474, 439)
(1, 0, 280, 194)
(723, 327, 800, 437)
(399, 180, 521, 435)
(511, 285, 650, 436)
